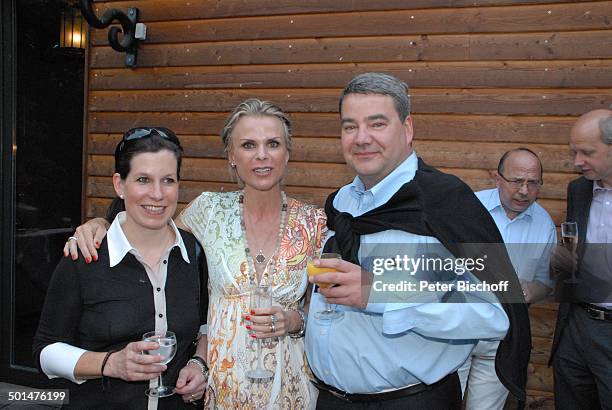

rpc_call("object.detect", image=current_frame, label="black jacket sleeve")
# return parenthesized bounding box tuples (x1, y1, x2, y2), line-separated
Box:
(32, 255, 84, 372)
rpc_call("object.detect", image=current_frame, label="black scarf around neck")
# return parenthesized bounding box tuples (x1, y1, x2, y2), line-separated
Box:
(324, 158, 530, 405)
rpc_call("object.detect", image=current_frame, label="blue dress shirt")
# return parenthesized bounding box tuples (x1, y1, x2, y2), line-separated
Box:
(475, 188, 557, 287)
(305, 152, 509, 393)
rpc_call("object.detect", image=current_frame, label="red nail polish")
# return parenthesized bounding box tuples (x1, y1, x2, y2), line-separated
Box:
(250, 334, 257, 339)
(95, 241, 100, 248)
(85, 257, 91, 264)
(93, 255, 98, 262)
(72, 255, 77, 261)
(63, 251, 67, 257)
(246, 325, 251, 330)
(250, 309, 255, 315)
(245, 315, 251, 321)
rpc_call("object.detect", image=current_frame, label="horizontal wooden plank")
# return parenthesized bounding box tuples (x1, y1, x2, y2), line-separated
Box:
(415, 140, 575, 173)
(86, 152, 567, 222)
(89, 88, 612, 116)
(530, 335, 553, 365)
(88, 113, 579, 144)
(87, 155, 355, 188)
(88, 133, 344, 163)
(529, 305, 557, 338)
(91, 2, 612, 44)
(89, 60, 612, 90)
(532, 302, 559, 311)
(87, 178, 234, 203)
(87, 133, 578, 196)
(93, 0, 599, 21)
(86, 186, 334, 217)
(90, 31, 612, 68)
(525, 391, 555, 409)
(87, 176, 335, 205)
(526, 363, 554, 394)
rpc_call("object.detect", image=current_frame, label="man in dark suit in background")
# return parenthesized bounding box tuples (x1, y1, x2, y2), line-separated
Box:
(550, 109, 612, 409)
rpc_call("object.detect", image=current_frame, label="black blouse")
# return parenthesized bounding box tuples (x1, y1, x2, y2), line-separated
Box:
(33, 229, 207, 409)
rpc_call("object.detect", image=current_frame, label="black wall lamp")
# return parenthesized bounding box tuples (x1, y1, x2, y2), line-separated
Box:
(78, 0, 147, 67)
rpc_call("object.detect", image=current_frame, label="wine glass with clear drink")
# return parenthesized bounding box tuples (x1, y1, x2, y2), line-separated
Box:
(561, 222, 579, 284)
(142, 330, 177, 397)
(561, 222, 578, 253)
(246, 284, 274, 382)
(307, 253, 344, 320)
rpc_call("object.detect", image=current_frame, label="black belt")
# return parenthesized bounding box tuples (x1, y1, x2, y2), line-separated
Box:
(312, 372, 455, 403)
(580, 303, 612, 321)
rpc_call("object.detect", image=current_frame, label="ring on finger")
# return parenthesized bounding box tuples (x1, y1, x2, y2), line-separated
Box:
(68, 236, 78, 242)
(270, 323, 276, 333)
(270, 314, 277, 324)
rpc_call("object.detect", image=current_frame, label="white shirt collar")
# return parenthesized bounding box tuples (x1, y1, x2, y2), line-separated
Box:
(107, 212, 190, 267)
(348, 151, 418, 207)
(593, 180, 612, 193)
(486, 188, 534, 220)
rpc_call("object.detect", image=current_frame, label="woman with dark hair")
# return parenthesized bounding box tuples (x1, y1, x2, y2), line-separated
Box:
(64, 100, 327, 409)
(34, 128, 208, 409)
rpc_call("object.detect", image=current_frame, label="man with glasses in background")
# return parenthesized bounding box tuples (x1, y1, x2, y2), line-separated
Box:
(459, 148, 556, 409)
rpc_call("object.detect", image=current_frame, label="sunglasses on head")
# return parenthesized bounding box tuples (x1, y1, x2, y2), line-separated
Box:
(118, 127, 182, 151)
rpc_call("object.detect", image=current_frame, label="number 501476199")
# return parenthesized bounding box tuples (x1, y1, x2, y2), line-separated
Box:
(1, 388, 68, 405)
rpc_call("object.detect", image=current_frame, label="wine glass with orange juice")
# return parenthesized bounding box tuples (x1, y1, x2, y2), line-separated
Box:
(307, 253, 344, 320)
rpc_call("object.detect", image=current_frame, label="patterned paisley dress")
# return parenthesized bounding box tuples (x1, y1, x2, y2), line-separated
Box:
(180, 191, 326, 409)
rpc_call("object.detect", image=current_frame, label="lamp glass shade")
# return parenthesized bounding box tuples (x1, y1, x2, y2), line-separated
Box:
(60, 7, 87, 49)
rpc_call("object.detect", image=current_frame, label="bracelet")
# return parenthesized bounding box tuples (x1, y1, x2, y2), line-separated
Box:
(101, 349, 118, 391)
(187, 356, 209, 378)
(288, 308, 306, 339)
(100, 350, 117, 376)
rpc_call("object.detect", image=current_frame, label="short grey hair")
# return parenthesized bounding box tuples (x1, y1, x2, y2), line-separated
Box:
(220, 98, 292, 154)
(339, 73, 411, 121)
(599, 116, 612, 144)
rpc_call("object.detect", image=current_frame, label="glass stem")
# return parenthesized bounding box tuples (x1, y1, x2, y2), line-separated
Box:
(256, 339, 263, 369)
(159, 372, 164, 388)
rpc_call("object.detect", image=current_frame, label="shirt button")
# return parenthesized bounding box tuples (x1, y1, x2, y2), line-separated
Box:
(156, 287, 161, 292)
(163, 260, 167, 264)
(158, 313, 163, 318)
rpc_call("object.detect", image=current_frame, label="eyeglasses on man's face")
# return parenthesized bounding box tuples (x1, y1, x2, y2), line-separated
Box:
(498, 172, 542, 190)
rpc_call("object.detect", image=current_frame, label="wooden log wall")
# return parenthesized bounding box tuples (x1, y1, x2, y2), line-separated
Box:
(85, 1, 612, 407)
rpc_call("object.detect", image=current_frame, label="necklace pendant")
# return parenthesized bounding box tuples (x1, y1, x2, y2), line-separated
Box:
(255, 250, 266, 265)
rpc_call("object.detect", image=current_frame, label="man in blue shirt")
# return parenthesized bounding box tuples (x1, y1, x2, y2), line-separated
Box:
(307, 73, 530, 409)
(459, 148, 556, 409)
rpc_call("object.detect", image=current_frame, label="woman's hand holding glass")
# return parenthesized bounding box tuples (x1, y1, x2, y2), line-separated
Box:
(244, 306, 297, 339)
(245, 285, 274, 381)
(102, 340, 167, 382)
(142, 331, 177, 398)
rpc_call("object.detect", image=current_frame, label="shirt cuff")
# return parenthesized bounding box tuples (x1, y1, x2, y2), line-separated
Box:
(40, 342, 88, 384)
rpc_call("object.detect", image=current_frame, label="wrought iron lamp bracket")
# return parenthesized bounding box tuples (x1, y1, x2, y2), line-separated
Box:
(78, 0, 146, 67)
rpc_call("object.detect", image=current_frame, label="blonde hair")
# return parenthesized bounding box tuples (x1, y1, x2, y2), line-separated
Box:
(221, 98, 293, 154)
